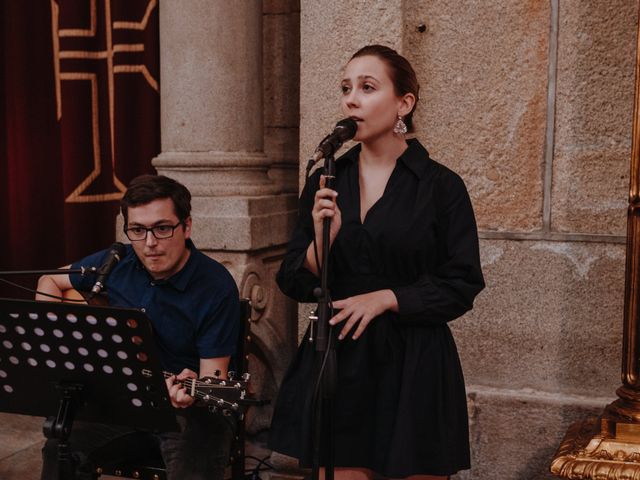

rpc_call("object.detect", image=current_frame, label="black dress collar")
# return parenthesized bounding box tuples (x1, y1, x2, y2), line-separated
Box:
(337, 138, 432, 179)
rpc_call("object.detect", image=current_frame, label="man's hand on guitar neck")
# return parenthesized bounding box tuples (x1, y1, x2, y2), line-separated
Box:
(166, 369, 198, 408)
(166, 357, 231, 409)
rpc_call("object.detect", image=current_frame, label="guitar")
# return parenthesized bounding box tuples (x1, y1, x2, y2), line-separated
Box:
(61, 288, 108, 305)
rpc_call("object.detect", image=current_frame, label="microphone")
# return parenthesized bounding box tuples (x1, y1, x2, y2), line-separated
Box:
(90, 242, 126, 296)
(312, 118, 358, 162)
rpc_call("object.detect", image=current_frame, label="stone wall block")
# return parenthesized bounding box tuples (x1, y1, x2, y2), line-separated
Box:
(265, 126, 300, 195)
(264, 127, 298, 163)
(552, 0, 637, 235)
(264, 6, 300, 194)
(451, 239, 625, 398)
(453, 387, 608, 480)
(552, 149, 628, 235)
(264, 0, 300, 15)
(190, 195, 298, 251)
(264, 12, 301, 128)
(404, 1, 550, 232)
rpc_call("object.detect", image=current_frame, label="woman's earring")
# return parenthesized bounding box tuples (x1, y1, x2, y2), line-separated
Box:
(393, 115, 408, 135)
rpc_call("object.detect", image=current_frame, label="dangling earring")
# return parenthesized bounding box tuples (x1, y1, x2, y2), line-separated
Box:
(393, 115, 408, 135)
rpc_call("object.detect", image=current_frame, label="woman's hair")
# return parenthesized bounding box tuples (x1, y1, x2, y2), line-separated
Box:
(350, 45, 420, 132)
(120, 174, 191, 225)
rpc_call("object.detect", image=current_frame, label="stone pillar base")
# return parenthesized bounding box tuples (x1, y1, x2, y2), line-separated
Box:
(155, 152, 281, 197)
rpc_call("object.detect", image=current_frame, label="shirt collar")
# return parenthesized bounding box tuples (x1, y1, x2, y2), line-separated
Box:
(397, 138, 431, 179)
(337, 138, 432, 179)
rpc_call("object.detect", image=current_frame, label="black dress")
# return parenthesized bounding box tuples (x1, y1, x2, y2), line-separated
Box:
(269, 139, 485, 477)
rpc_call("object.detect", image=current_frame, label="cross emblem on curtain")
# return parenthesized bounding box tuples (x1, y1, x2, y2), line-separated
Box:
(51, 0, 159, 203)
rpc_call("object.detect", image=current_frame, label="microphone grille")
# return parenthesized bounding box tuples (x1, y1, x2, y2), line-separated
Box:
(111, 242, 126, 257)
(335, 118, 358, 141)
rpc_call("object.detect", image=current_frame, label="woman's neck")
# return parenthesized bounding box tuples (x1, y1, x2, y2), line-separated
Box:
(360, 133, 408, 168)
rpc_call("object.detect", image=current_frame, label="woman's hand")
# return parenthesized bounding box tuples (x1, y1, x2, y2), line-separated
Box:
(312, 175, 341, 245)
(329, 289, 398, 340)
(165, 368, 197, 408)
(304, 175, 342, 276)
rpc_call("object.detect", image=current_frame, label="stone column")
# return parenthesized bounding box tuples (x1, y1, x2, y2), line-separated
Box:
(155, 0, 298, 433)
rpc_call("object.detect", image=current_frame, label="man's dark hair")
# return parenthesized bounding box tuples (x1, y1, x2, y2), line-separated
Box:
(120, 174, 191, 225)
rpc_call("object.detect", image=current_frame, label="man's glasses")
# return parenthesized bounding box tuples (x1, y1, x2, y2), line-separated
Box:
(124, 221, 184, 241)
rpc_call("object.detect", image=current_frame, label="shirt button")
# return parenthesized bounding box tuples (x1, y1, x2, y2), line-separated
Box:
(141, 308, 146, 313)
(150, 282, 155, 286)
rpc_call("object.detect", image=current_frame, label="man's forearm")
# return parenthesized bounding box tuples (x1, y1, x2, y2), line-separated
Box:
(35, 275, 63, 301)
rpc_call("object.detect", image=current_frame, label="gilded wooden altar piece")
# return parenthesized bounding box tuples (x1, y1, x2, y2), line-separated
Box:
(550, 9, 640, 479)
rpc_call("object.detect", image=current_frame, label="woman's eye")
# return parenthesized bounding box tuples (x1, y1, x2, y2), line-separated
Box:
(341, 85, 351, 94)
(363, 83, 374, 92)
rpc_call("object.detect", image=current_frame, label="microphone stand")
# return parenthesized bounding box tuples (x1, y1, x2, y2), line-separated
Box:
(0, 268, 97, 301)
(311, 152, 337, 480)
(0, 268, 95, 277)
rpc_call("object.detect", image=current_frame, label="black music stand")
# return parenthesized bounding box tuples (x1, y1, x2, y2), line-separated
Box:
(0, 298, 178, 480)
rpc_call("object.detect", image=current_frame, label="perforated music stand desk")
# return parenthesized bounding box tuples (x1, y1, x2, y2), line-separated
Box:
(0, 298, 178, 479)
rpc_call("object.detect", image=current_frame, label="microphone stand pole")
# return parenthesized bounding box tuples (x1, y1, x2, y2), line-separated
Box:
(0, 268, 97, 301)
(0, 268, 94, 277)
(311, 152, 337, 480)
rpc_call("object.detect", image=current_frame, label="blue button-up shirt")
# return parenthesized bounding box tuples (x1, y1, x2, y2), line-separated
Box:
(70, 240, 239, 374)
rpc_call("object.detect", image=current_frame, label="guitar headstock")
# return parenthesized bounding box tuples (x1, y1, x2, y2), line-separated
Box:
(199, 370, 248, 398)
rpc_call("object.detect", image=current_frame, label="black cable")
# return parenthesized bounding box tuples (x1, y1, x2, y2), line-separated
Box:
(308, 299, 334, 469)
(0, 277, 85, 302)
(244, 454, 274, 471)
(244, 454, 274, 480)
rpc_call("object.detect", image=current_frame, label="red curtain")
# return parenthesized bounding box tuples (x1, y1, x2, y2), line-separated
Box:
(0, 1, 159, 298)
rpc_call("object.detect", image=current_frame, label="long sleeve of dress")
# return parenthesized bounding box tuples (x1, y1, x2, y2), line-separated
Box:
(391, 172, 485, 324)
(276, 171, 321, 303)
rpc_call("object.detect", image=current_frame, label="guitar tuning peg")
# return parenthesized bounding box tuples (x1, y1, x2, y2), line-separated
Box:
(241, 373, 250, 381)
(208, 405, 218, 414)
(214, 369, 221, 378)
(309, 314, 318, 321)
(228, 371, 236, 380)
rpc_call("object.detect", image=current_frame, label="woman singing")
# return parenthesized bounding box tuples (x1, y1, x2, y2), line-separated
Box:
(269, 45, 485, 480)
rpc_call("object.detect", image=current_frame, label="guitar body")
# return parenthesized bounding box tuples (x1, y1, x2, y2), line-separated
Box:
(62, 288, 108, 306)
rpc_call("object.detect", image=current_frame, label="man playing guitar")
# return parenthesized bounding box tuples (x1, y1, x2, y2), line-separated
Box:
(36, 174, 240, 480)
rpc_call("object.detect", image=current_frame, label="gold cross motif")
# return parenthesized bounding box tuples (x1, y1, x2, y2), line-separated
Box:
(50, 0, 158, 203)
